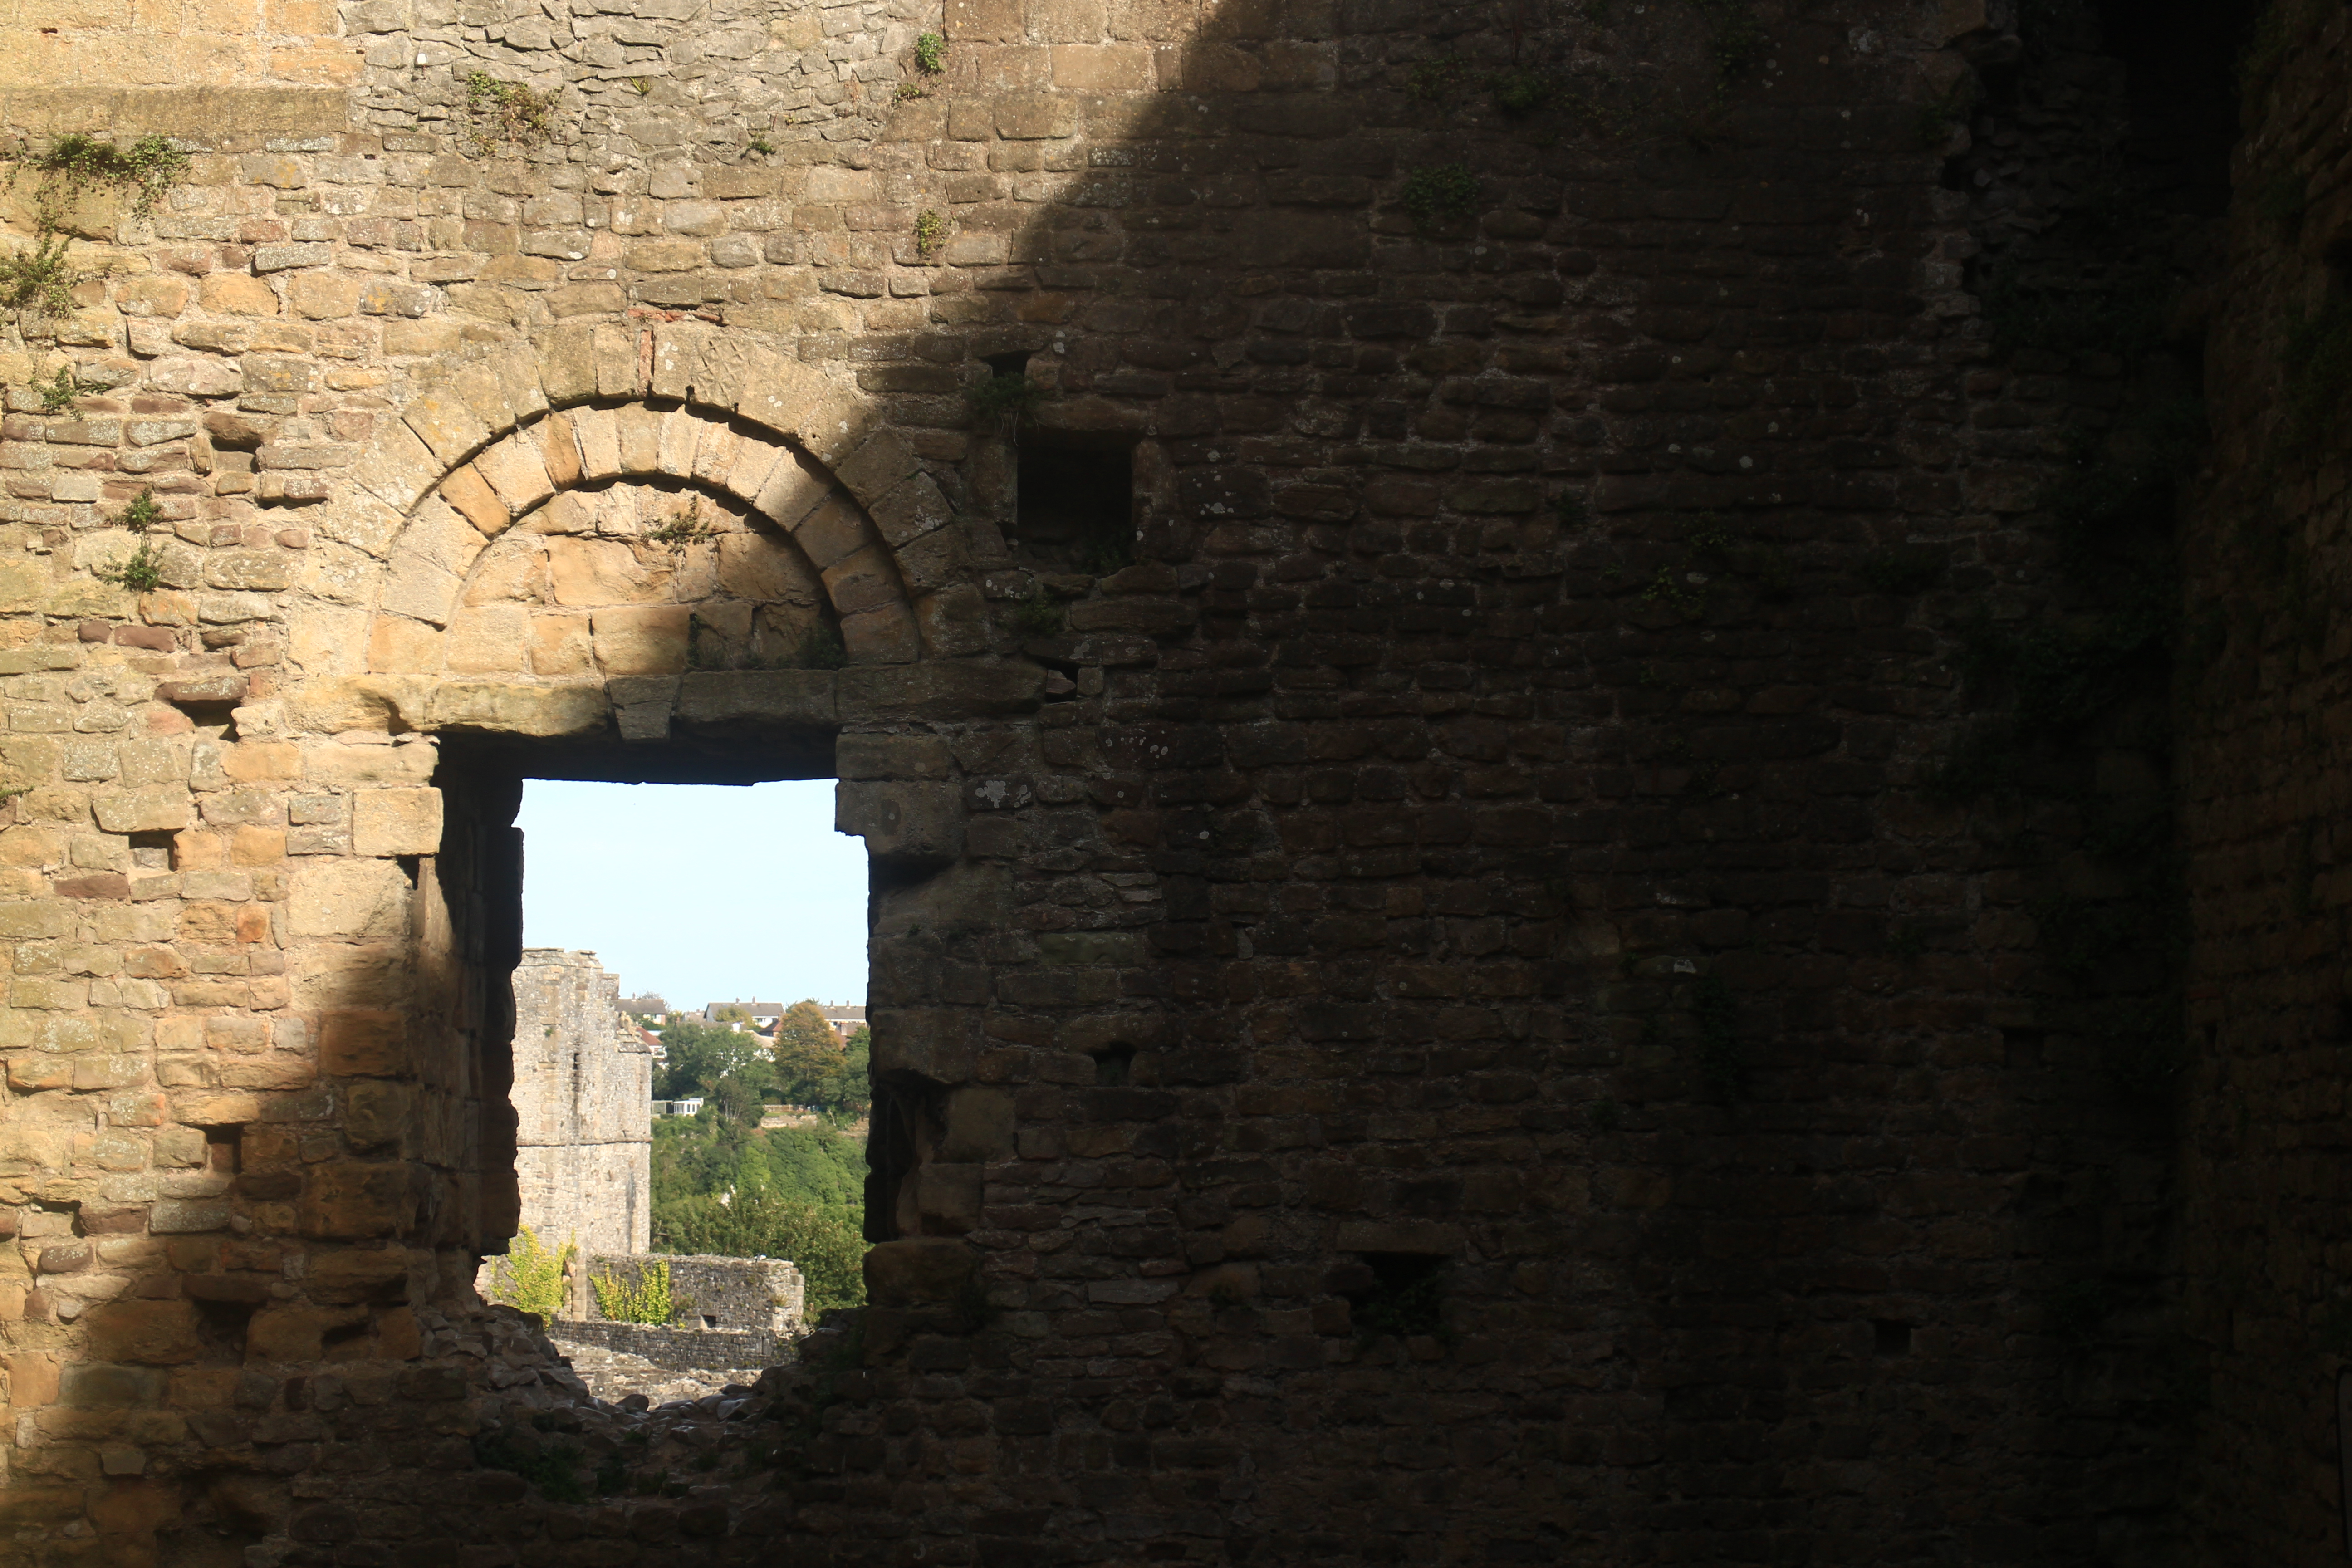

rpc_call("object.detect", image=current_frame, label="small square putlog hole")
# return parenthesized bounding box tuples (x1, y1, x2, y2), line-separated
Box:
(1343, 1252, 1448, 1338)
(1874, 1318, 1913, 1355)
(1016, 442, 1133, 573)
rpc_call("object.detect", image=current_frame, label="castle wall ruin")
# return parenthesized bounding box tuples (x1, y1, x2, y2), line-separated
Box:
(505, 948, 650, 1261)
(0, 0, 2345, 1561)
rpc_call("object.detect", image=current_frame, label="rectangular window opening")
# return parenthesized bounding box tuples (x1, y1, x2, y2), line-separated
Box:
(441, 744, 875, 1392)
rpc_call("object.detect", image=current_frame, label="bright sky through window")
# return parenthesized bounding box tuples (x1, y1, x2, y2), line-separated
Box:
(514, 779, 867, 1011)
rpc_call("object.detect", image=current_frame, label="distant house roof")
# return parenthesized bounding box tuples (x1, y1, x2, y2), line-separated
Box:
(620, 995, 667, 1014)
(707, 1001, 786, 1019)
(821, 1004, 866, 1024)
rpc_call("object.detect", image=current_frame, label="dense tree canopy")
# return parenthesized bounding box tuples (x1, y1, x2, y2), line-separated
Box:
(657, 1189, 866, 1317)
(762, 994, 871, 1122)
(774, 1000, 836, 1055)
(653, 1016, 770, 1100)
(650, 1117, 867, 1315)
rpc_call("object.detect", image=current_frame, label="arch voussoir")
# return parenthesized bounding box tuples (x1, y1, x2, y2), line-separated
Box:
(295, 319, 976, 741)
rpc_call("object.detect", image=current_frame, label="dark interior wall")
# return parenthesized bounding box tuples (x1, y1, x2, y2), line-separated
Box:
(2178, 5, 2352, 1562)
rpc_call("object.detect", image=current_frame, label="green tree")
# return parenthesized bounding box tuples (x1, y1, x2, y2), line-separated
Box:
(486, 1226, 575, 1325)
(706, 1071, 764, 1127)
(774, 1000, 836, 1055)
(656, 1017, 770, 1099)
(654, 1189, 867, 1315)
(774, 1012, 870, 1121)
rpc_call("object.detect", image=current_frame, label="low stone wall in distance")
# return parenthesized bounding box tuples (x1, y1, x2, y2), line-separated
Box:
(572, 1253, 805, 1334)
(550, 1319, 779, 1375)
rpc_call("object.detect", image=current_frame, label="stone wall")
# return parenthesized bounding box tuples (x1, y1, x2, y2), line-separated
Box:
(0, 0, 2328, 1561)
(507, 948, 651, 1259)
(550, 1318, 777, 1371)
(574, 1251, 802, 1333)
(2177, 4, 2352, 1561)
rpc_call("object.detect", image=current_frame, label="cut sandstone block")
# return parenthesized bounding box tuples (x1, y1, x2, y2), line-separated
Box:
(353, 789, 443, 857)
(589, 607, 689, 676)
(425, 682, 608, 736)
(474, 435, 555, 515)
(289, 858, 411, 939)
(92, 787, 192, 834)
(674, 670, 837, 727)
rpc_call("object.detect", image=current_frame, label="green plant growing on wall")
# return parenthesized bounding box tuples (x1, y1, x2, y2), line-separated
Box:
(968, 370, 1044, 433)
(1489, 68, 1556, 115)
(118, 487, 160, 533)
(627, 77, 653, 96)
(748, 136, 775, 156)
(33, 363, 88, 414)
(914, 208, 948, 259)
(0, 237, 78, 321)
(590, 1258, 676, 1324)
(1692, 0, 1764, 89)
(486, 1226, 577, 1325)
(790, 619, 847, 670)
(1405, 56, 1472, 103)
(1399, 164, 1481, 232)
(1010, 587, 1065, 637)
(895, 81, 928, 101)
(1642, 563, 1707, 619)
(644, 499, 715, 551)
(914, 31, 947, 72)
(93, 541, 164, 594)
(1077, 528, 1132, 577)
(18, 132, 191, 227)
(464, 71, 562, 152)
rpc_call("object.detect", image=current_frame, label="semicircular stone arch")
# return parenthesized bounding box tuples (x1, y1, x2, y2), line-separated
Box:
(287, 323, 976, 741)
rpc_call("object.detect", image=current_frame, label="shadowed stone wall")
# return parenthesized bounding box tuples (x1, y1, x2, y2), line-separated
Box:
(0, 0, 2331, 1562)
(2178, 4, 2352, 1560)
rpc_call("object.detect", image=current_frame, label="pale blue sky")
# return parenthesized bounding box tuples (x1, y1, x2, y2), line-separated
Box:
(516, 779, 868, 1013)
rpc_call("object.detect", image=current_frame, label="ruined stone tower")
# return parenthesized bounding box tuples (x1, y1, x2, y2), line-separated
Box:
(0, 0, 2349, 1560)
(504, 949, 648, 1259)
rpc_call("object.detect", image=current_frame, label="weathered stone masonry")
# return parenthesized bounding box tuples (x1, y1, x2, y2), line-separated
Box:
(0, 0, 2342, 1562)
(505, 948, 648, 1260)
